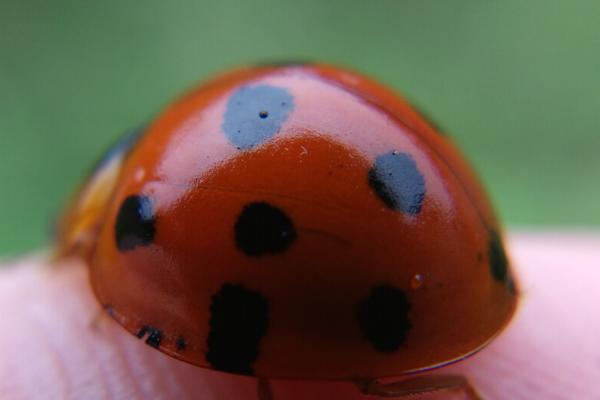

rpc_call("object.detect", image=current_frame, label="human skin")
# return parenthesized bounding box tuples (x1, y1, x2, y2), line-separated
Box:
(0, 232, 598, 400)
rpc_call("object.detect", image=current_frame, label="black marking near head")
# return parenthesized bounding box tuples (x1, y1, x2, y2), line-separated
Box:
(489, 230, 514, 293)
(136, 326, 163, 349)
(115, 195, 156, 251)
(205, 284, 269, 375)
(234, 202, 297, 256)
(357, 285, 411, 353)
(368, 151, 426, 214)
(222, 84, 294, 149)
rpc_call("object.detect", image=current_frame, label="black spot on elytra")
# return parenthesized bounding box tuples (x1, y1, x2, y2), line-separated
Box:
(368, 151, 426, 214)
(488, 231, 517, 294)
(205, 284, 269, 375)
(136, 326, 163, 348)
(357, 285, 411, 353)
(52, 127, 144, 241)
(115, 195, 155, 251)
(234, 202, 297, 256)
(176, 337, 187, 351)
(489, 231, 508, 283)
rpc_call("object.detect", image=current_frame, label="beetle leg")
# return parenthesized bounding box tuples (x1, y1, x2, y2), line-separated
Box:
(257, 378, 273, 400)
(355, 374, 483, 399)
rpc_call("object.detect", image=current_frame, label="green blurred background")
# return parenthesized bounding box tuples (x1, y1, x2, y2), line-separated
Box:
(1, 1, 599, 255)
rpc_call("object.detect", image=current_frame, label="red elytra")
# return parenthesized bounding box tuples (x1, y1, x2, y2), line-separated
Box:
(56, 63, 517, 398)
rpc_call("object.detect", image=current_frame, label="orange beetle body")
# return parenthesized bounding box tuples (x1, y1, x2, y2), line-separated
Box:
(57, 64, 517, 383)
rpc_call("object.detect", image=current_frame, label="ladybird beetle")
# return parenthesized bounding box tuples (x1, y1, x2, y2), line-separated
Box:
(56, 63, 517, 399)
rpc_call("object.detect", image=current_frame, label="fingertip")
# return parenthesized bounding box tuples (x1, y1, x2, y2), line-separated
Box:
(0, 256, 465, 399)
(3, 233, 599, 399)
(0, 256, 252, 399)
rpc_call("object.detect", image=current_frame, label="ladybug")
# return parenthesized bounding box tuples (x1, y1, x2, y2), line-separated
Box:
(56, 63, 517, 399)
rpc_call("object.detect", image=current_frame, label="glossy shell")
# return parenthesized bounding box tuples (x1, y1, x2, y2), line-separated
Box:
(57, 64, 517, 380)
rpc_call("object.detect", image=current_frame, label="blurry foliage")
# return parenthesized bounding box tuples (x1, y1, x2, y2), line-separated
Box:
(1, 0, 599, 254)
